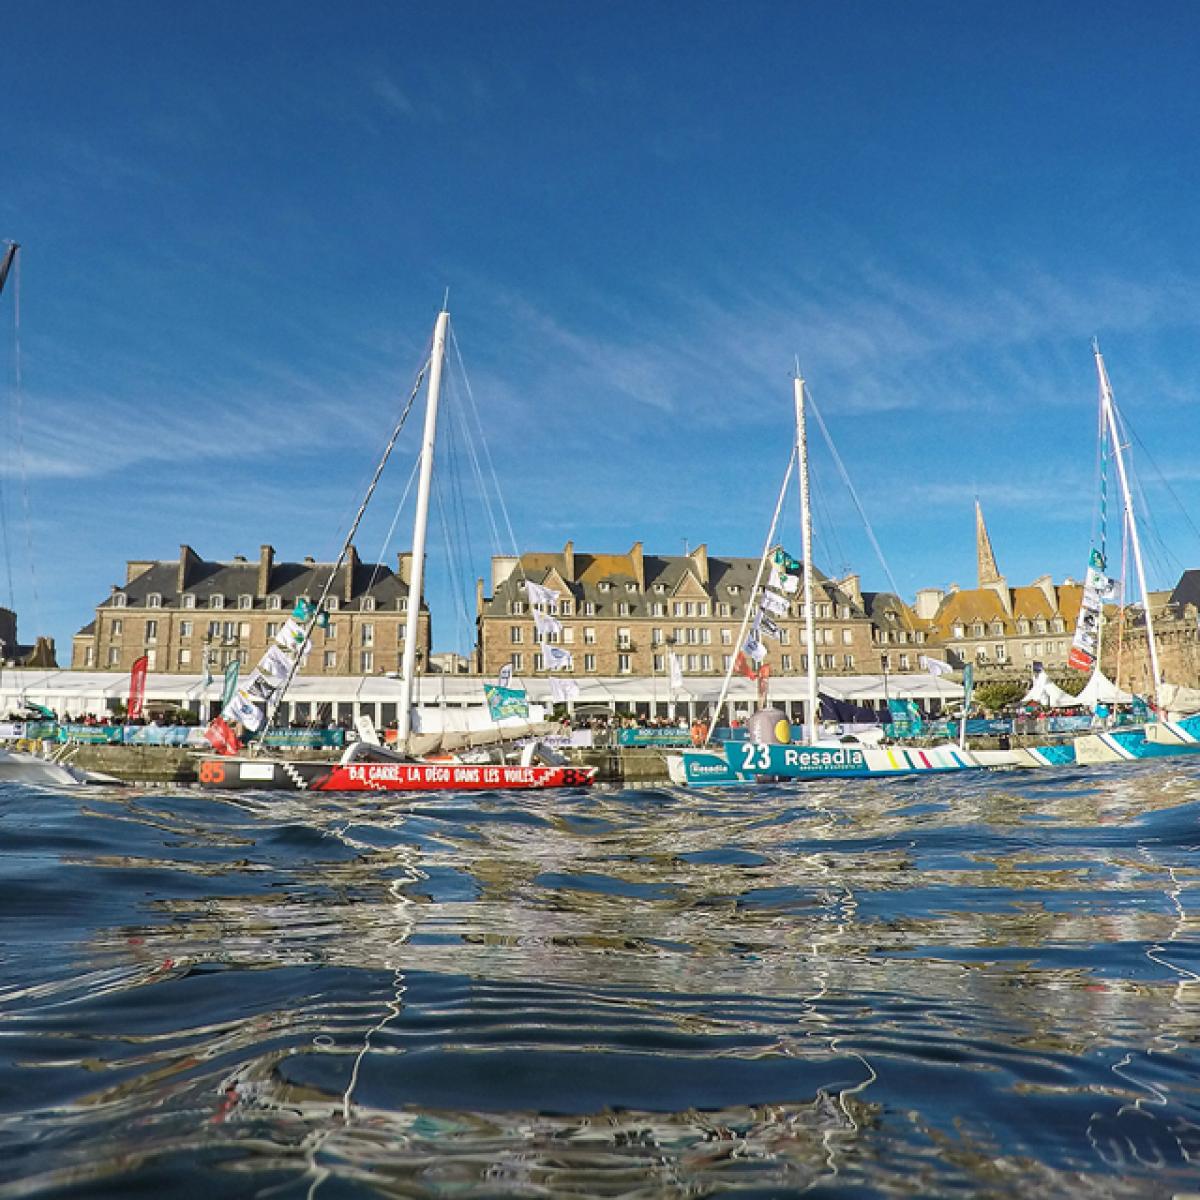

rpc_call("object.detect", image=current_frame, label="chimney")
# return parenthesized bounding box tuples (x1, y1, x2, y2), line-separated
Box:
(176, 545, 200, 593)
(476, 577, 485, 617)
(397, 552, 413, 586)
(491, 555, 518, 591)
(838, 573, 862, 606)
(914, 587, 945, 620)
(562, 540, 575, 582)
(258, 544, 274, 596)
(344, 544, 361, 603)
(689, 542, 709, 586)
(629, 541, 645, 591)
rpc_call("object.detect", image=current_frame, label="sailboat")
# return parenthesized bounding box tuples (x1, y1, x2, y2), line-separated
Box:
(982, 343, 1200, 770)
(666, 372, 985, 786)
(195, 308, 596, 793)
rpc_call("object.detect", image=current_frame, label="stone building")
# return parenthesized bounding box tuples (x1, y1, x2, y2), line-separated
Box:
(916, 504, 1084, 676)
(475, 541, 882, 680)
(1101, 574, 1200, 693)
(0, 607, 57, 667)
(70, 544, 430, 676)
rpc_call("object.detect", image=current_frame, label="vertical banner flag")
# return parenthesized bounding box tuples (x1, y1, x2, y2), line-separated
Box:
(128, 655, 149, 721)
(668, 651, 684, 692)
(221, 660, 241, 708)
(962, 662, 975, 713)
(1069, 547, 1109, 671)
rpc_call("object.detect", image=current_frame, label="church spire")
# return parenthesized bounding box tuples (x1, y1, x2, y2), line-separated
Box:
(975, 500, 1002, 587)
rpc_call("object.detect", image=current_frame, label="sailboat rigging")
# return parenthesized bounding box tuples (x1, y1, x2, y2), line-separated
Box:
(196, 307, 596, 792)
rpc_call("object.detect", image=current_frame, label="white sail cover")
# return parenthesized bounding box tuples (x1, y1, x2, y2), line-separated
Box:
(1158, 682, 1200, 718)
(1022, 670, 1080, 709)
(1075, 670, 1133, 708)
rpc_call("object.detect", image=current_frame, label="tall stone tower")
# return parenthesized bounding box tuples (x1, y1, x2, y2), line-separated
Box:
(976, 500, 1002, 588)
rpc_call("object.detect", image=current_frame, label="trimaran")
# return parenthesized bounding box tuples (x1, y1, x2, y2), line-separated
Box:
(196, 308, 596, 793)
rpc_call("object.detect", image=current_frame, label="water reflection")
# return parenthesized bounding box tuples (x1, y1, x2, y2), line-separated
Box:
(0, 761, 1197, 1197)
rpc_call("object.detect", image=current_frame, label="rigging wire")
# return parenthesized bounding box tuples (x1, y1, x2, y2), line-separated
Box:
(9, 247, 42, 634)
(805, 386, 917, 632)
(0, 242, 19, 613)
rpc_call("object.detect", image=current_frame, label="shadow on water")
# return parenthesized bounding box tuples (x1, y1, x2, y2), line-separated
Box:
(0, 760, 1198, 1197)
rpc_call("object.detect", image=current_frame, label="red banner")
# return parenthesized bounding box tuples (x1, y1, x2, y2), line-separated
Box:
(128, 655, 149, 721)
(203, 716, 242, 757)
(734, 650, 760, 681)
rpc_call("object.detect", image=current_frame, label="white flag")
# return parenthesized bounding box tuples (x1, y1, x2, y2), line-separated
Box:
(1086, 565, 1119, 603)
(275, 617, 307, 653)
(497, 664, 513, 688)
(758, 615, 782, 641)
(533, 610, 563, 640)
(543, 643, 574, 671)
(226, 689, 265, 733)
(769, 562, 801, 594)
(759, 589, 789, 617)
(550, 676, 580, 701)
(919, 655, 953, 677)
(259, 644, 295, 685)
(525, 580, 559, 609)
(744, 634, 767, 664)
(668, 651, 684, 691)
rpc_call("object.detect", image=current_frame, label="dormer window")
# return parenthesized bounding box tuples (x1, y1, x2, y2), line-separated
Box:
(559, 599, 573, 616)
(325, 597, 339, 612)
(362, 596, 376, 612)
(147, 593, 162, 609)
(653, 583, 666, 593)
(267, 594, 282, 610)
(112, 592, 127, 608)
(625, 582, 636, 593)
(972, 622, 985, 637)
(952, 623, 965, 639)
(238, 594, 253, 610)
(991, 621, 1004, 636)
(399, 597, 408, 612)
(728, 585, 740, 595)
(509, 600, 526, 615)
(598, 582, 611, 592)
(210, 594, 225, 610)
(182, 593, 196, 609)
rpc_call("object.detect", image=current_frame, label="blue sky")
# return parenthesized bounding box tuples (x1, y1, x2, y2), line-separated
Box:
(3, 1, 1200, 658)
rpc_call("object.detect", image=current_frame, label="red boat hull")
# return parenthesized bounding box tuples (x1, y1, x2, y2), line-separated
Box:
(196, 757, 596, 792)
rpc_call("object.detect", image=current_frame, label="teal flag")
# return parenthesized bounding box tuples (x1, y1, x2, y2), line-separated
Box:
(221, 660, 240, 708)
(962, 663, 975, 712)
(773, 547, 801, 573)
(483, 684, 529, 721)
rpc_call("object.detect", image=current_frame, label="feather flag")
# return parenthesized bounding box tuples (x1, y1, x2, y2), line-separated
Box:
(542, 643, 574, 671)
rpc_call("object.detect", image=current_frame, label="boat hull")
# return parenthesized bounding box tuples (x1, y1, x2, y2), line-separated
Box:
(196, 757, 597, 792)
(667, 740, 981, 786)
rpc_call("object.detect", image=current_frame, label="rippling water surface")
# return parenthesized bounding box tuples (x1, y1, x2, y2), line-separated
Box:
(2, 764, 1199, 1198)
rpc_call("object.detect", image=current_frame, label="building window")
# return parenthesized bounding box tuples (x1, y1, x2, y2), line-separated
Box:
(649, 602, 665, 617)
(563, 627, 575, 644)
(583, 601, 596, 616)
(700, 654, 712, 670)
(818, 603, 832, 619)
(147, 593, 162, 609)
(266, 622, 280, 638)
(1052, 618, 1064, 633)
(145, 619, 158, 643)
(821, 653, 835, 669)
(509, 601, 526, 615)
(686, 654, 698, 671)
(111, 619, 123, 637)
(617, 628, 632, 649)
(326, 597, 339, 612)
(267, 594, 282, 610)
(179, 620, 192, 638)
(990, 621, 1003, 636)
(842, 628, 854, 645)
(511, 652, 523, 671)
(651, 628, 664, 645)
(360, 651, 374, 672)
(723, 655, 732, 671)
(718, 603, 731, 617)
(895, 654, 905, 669)
(363, 596, 376, 612)
(324, 651, 337, 669)
(673, 602, 683, 617)
(510, 626, 523, 644)
(399, 597, 409, 612)
(322, 622, 337, 642)
(697, 603, 709, 617)
(237, 594, 251, 610)
(617, 602, 631, 616)
(584, 653, 596, 672)
(780, 629, 791, 645)
(182, 593, 196, 609)
(178, 648, 192, 667)
(598, 582, 611, 593)
(952, 623, 965, 639)
(584, 627, 596, 645)
(206, 620, 220, 639)
(107, 647, 120, 666)
(617, 653, 632, 674)
(625, 582, 636, 592)
(210, 595, 225, 610)
(653, 653, 665, 672)
(361, 624, 374, 646)
(560, 599, 573, 616)
(112, 593, 126, 608)
(721, 628, 732, 645)
(782, 654, 793, 671)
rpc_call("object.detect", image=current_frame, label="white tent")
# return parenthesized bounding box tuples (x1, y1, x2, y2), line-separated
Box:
(1021, 670, 1080, 710)
(1075, 670, 1133, 708)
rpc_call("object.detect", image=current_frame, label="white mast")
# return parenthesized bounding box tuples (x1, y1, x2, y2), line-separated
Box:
(795, 373, 819, 744)
(1094, 344, 1164, 713)
(397, 309, 450, 744)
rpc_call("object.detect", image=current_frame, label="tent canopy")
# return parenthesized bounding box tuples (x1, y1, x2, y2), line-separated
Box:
(1075, 670, 1133, 708)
